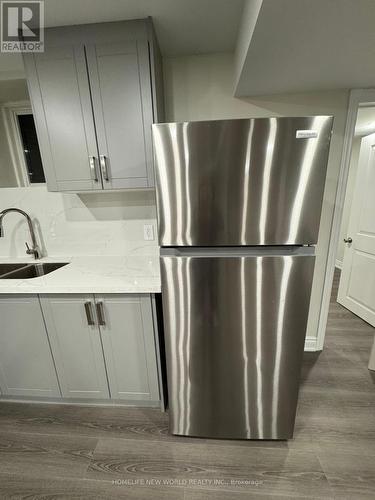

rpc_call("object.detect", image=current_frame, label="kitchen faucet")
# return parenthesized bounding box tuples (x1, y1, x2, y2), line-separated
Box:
(0, 208, 41, 259)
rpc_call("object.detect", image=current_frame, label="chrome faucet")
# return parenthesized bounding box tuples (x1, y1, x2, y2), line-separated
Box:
(0, 208, 41, 259)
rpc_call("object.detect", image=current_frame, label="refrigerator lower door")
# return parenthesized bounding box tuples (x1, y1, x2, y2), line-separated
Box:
(160, 250, 315, 440)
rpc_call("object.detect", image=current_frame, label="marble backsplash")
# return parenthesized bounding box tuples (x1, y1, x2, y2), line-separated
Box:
(0, 187, 159, 259)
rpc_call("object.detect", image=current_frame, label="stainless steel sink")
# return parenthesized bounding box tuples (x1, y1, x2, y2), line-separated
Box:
(0, 262, 69, 279)
(0, 263, 30, 275)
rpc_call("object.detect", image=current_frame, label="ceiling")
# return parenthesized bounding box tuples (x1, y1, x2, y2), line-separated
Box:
(0, 0, 244, 79)
(45, 0, 244, 55)
(235, 0, 375, 96)
(4, 0, 375, 99)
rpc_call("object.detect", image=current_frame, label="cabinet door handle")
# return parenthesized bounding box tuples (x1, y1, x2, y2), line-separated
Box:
(89, 156, 99, 182)
(96, 301, 106, 326)
(84, 301, 95, 325)
(100, 155, 109, 181)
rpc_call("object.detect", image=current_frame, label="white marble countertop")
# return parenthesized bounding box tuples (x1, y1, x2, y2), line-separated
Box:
(0, 255, 161, 294)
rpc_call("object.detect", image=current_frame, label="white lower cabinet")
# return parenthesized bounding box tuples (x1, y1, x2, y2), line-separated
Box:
(95, 295, 160, 402)
(40, 295, 110, 400)
(39, 293, 160, 403)
(0, 295, 60, 397)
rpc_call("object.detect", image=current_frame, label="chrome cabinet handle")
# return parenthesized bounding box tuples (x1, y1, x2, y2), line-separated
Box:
(89, 156, 99, 182)
(84, 301, 95, 325)
(96, 301, 105, 326)
(99, 155, 109, 181)
(344, 237, 352, 244)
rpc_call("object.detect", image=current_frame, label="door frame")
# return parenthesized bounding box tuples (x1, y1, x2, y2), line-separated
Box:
(317, 89, 375, 350)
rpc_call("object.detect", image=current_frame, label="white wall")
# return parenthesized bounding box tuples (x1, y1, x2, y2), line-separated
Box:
(0, 79, 29, 102)
(165, 52, 277, 121)
(163, 52, 349, 346)
(0, 187, 157, 259)
(233, 0, 263, 90)
(0, 53, 24, 81)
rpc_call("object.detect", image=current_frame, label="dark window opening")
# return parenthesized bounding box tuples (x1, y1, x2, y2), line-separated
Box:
(17, 114, 45, 184)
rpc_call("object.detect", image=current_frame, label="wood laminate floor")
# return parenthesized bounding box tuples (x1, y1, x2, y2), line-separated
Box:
(0, 271, 374, 499)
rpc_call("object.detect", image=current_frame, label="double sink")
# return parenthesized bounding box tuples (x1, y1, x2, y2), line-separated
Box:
(0, 262, 68, 279)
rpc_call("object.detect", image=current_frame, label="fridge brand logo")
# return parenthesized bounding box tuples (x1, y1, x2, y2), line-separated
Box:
(1, 0, 44, 52)
(296, 130, 318, 139)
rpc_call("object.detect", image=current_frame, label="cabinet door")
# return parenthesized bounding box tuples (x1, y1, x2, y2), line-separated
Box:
(95, 294, 160, 401)
(40, 295, 109, 399)
(0, 295, 60, 397)
(23, 46, 101, 191)
(86, 41, 154, 189)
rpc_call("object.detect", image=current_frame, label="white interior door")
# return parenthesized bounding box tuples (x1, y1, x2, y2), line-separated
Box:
(338, 132, 375, 326)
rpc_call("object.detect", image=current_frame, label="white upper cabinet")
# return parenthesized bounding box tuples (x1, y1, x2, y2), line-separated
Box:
(23, 19, 164, 192)
(24, 45, 100, 191)
(86, 41, 154, 189)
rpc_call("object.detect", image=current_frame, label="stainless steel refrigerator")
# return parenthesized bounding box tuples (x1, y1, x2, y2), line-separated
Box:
(152, 116, 333, 440)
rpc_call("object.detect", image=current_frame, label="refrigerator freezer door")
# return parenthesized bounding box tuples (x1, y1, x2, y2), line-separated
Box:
(160, 252, 315, 439)
(153, 116, 333, 246)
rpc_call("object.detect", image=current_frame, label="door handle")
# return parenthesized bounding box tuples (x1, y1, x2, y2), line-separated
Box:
(89, 156, 99, 182)
(96, 301, 106, 326)
(100, 155, 109, 181)
(84, 301, 95, 325)
(344, 237, 353, 244)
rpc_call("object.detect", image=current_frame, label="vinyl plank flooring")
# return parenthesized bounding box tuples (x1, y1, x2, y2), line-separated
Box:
(198, 434, 318, 452)
(0, 403, 205, 446)
(316, 434, 375, 458)
(86, 438, 333, 498)
(336, 389, 375, 409)
(318, 452, 375, 499)
(324, 324, 374, 348)
(297, 386, 375, 436)
(0, 403, 169, 440)
(0, 402, 315, 451)
(296, 387, 348, 419)
(295, 412, 375, 457)
(0, 473, 325, 500)
(0, 431, 97, 479)
(184, 490, 331, 500)
(0, 472, 184, 499)
(299, 354, 337, 389)
(0, 402, 168, 429)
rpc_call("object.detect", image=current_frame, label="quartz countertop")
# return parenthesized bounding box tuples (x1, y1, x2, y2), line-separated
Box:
(0, 255, 161, 294)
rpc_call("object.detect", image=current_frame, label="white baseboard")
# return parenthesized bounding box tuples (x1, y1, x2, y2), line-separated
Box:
(335, 259, 343, 269)
(0, 396, 162, 408)
(304, 336, 320, 352)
